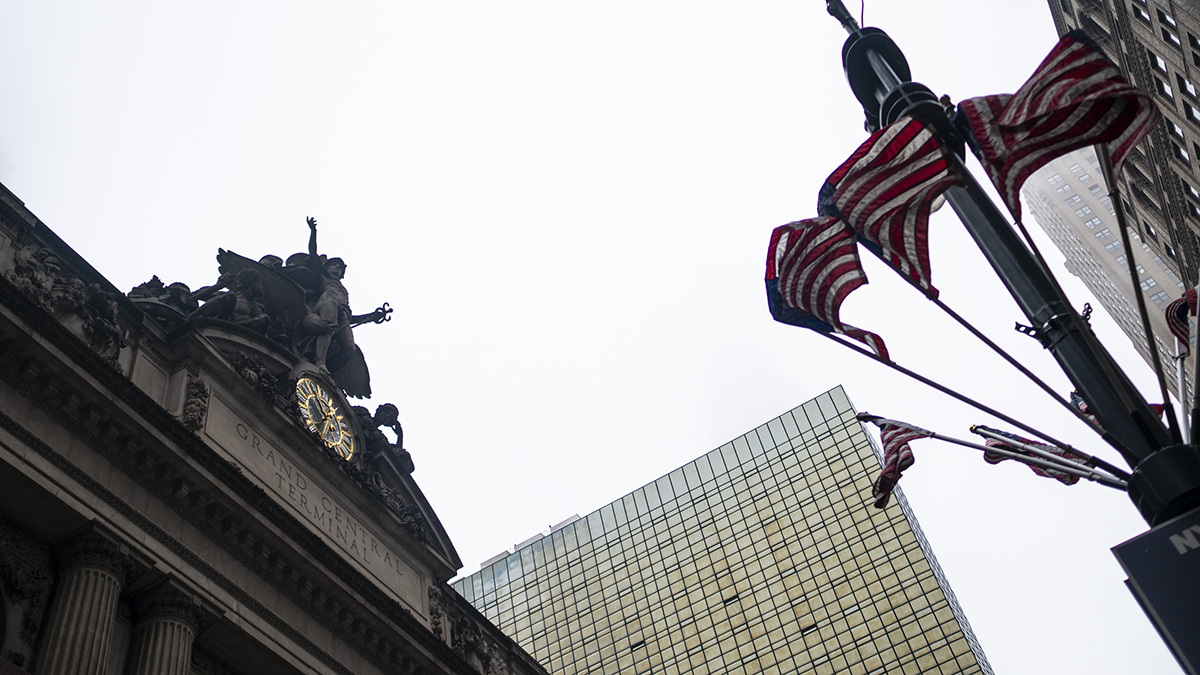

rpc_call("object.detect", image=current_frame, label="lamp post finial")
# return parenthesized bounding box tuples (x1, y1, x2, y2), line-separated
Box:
(826, 0, 861, 34)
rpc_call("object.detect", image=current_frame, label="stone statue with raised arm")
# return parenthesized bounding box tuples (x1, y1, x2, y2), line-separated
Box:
(306, 217, 352, 372)
(132, 217, 390, 399)
(288, 217, 390, 397)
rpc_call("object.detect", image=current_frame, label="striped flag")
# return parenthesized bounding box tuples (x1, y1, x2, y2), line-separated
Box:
(981, 427, 1080, 486)
(1070, 390, 1103, 431)
(957, 31, 1159, 222)
(818, 116, 963, 298)
(1165, 288, 1197, 356)
(858, 415, 934, 508)
(766, 217, 888, 360)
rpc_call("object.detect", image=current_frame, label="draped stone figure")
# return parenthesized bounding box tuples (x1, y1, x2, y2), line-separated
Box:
(134, 217, 391, 398)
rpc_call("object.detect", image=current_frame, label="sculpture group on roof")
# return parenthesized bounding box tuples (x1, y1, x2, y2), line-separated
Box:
(130, 217, 392, 399)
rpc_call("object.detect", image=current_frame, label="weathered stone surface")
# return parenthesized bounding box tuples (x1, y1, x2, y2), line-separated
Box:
(35, 532, 130, 675)
(125, 584, 200, 675)
(0, 182, 549, 675)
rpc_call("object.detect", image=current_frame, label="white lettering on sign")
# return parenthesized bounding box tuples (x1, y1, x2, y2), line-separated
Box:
(1169, 525, 1200, 555)
(204, 397, 424, 616)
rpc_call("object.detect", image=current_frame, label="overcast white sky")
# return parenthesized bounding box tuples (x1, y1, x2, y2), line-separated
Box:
(0, 1, 1183, 673)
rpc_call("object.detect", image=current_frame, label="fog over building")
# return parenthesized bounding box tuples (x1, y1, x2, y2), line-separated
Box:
(453, 387, 992, 675)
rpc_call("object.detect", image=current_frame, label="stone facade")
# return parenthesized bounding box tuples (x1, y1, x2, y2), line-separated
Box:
(0, 182, 548, 675)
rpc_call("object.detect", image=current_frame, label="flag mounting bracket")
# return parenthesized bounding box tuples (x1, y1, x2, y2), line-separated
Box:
(1014, 322, 1040, 340)
(1013, 311, 1079, 349)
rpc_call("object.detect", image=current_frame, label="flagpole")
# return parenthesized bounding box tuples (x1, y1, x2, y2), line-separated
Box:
(824, 0, 1200, 525)
(1177, 338, 1190, 443)
(859, 414, 1127, 488)
(1095, 146, 1184, 446)
(1191, 284, 1200, 442)
(928, 280, 1122, 435)
(951, 432, 1127, 489)
(971, 425, 1127, 487)
(939, 151, 1173, 461)
(831, 0, 1172, 462)
(814, 329, 1134, 480)
(951, 430, 1125, 489)
(852, 203, 1139, 461)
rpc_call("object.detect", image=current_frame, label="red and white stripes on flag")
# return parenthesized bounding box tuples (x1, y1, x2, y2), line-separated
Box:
(768, 217, 888, 360)
(822, 116, 963, 298)
(859, 415, 934, 508)
(768, 116, 962, 359)
(1166, 288, 1197, 356)
(980, 428, 1080, 486)
(957, 31, 1159, 222)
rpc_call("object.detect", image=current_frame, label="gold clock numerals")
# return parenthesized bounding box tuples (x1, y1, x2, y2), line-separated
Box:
(296, 377, 355, 460)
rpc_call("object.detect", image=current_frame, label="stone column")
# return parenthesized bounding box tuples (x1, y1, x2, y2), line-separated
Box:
(36, 533, 130, 675)
(124, 584, 200, 675)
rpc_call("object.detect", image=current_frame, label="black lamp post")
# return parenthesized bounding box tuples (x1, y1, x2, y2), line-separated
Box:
(823, 0, 1200, 527)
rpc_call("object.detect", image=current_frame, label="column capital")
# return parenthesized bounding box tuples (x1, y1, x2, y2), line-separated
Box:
(129, 583, 202, 632)
(56, 530, 135, 584)
(124, 581, 204, 675)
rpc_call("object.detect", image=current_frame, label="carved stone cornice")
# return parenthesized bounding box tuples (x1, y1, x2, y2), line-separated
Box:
(0, 212, 31, 242)
(0, 274, 533, 675)
(450, 616, 512, 675)
(334, 453, 428, 544)
(442, 589, 530, 675)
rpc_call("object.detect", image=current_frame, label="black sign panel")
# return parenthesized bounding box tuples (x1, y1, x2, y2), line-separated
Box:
(1113, 505, 1200, 675)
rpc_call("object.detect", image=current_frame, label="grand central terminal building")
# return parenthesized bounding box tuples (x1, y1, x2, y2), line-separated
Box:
(0, 181, 548, 675)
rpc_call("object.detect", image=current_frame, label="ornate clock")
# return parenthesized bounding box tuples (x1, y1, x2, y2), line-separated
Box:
(296, 376, 355, 460)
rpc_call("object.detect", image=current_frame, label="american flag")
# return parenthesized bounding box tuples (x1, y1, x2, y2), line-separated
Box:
(981, 427, 1080, 486)
(818, 116, 962, 298)
(957, 31, 1159, 222)
(858, 415, 934, 508)
(1165, 288, 1197, 356)
(1070, 390, 1103, 431)
(766, 217, 889, 360)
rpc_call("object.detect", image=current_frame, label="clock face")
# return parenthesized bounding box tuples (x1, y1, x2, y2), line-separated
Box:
(295, 377, 355, 460)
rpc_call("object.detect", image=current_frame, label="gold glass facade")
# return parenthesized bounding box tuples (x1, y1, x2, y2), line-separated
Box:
(453, 387, 992, 675)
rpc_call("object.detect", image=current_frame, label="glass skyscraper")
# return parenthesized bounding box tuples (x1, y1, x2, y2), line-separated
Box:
(453, 387, 992, 675)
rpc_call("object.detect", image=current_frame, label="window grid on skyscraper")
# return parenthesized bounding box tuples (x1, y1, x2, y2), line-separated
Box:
(453, 388, 992, 675)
